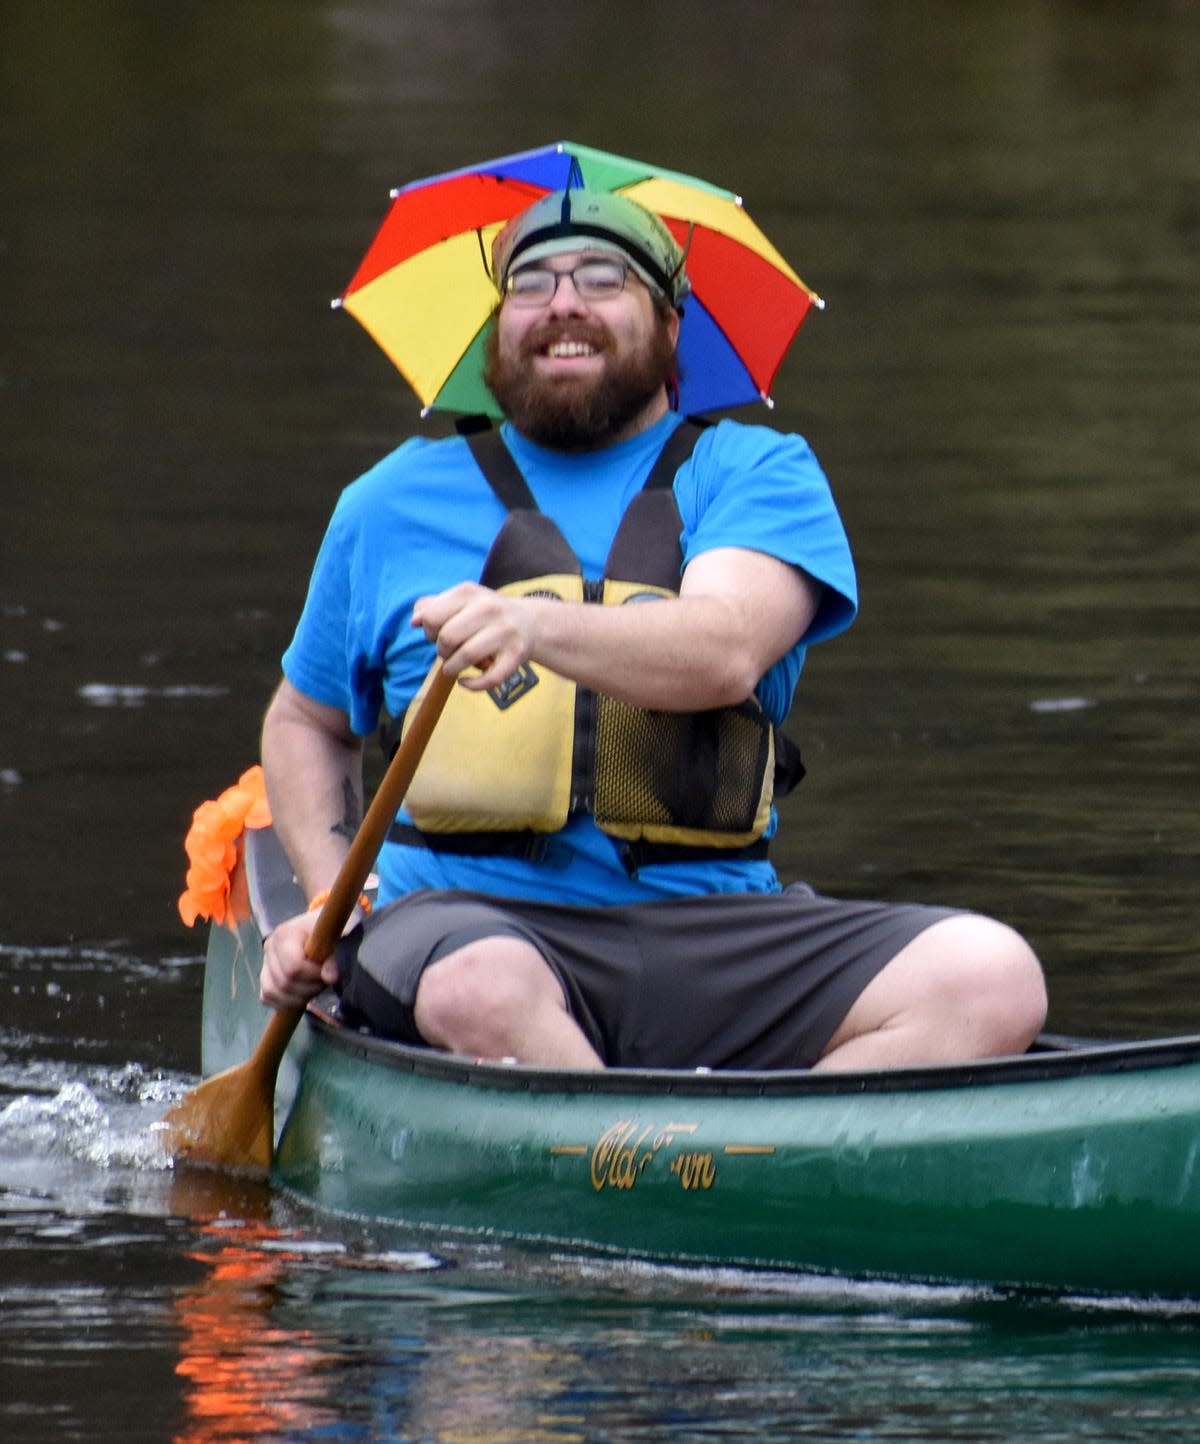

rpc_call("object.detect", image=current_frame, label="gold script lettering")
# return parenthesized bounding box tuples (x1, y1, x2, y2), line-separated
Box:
(588, 1120, 719, 1194)
(590, 1120, 654, 1191)
(669, 1151, 717, 1191)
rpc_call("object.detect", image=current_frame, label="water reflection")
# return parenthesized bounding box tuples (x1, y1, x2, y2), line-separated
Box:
(175, 1219, 349, 1443)
(170, 1170, 585, 1444)
(170, 1163, 594, 1444)
(167, 1203, 1200, 1444)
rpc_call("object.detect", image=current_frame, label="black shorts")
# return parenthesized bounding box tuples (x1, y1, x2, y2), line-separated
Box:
(337, 886, 960, 1070)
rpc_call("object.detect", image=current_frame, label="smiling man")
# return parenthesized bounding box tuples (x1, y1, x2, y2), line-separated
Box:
(259, 186, 1047, 1073)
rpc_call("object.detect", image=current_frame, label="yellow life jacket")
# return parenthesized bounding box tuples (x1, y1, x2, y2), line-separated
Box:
(391, 422, 801, 872)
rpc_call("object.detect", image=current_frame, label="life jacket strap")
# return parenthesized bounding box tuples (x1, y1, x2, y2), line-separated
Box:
(615, 837, 771, 877)
(386, 821, 574, 867)
(773, 730, 806, 798)
(463, 428, 539, 511)
(463, 416, 712, 515)
(387, 820, 770, 875)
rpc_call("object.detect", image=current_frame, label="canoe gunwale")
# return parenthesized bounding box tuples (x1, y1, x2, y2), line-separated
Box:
(243, 825, 1200, 1099)
(304, 994, 1200, 1099)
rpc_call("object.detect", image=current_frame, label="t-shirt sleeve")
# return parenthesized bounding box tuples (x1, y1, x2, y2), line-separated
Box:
(280, 486, 385, 737)
(678, 420, 857, 645)
(674, 421, 857, 723)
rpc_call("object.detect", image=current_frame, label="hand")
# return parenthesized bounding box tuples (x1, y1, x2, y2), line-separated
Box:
(412, 582, 537, 692)
(260, 906, 340, 1010)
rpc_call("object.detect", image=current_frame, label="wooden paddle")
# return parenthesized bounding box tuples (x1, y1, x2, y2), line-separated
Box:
(163, 663, 456, 1175)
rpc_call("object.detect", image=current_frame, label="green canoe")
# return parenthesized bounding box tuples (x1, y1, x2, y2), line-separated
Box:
(199, 826, 1200, 1298)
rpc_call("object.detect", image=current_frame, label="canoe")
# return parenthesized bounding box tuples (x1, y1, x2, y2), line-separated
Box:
(199, 825, 1200, 1298)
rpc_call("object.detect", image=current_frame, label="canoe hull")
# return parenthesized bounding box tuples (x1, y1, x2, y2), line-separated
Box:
(274, 1011, 1200, 1296)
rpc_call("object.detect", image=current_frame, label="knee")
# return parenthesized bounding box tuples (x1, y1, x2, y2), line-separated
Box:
(821, 913, 1049, 1071)
(945, 915, 1048, 1054)
(413, 938, 550, 1052)
(990, 921, 1047, 1045)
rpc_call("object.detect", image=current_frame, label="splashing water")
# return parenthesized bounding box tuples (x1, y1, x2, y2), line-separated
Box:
(0, 1065, 181, 1172)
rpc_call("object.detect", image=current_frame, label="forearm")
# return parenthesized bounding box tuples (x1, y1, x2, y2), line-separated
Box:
(417, 547, 821, 712)
(523, 592, 769, 709)
(261, 680, 365, 903)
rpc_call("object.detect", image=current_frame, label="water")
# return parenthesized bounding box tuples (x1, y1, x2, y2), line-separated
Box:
(2, 0, 1199, 1437)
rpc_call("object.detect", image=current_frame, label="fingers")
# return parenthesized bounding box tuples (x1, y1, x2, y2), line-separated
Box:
(260, 912, 338, 1009)
(411, 581, 477, 641)
(412, 584, 532, 687)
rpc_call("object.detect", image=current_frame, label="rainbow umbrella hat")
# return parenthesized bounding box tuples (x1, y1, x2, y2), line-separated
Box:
(335, 140, 823, 419)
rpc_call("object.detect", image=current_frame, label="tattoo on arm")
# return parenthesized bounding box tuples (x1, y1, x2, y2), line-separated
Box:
(331, 776, 361, 842)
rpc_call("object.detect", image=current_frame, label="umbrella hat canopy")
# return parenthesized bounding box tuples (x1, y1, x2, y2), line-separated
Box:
(337, 141, 822, 418)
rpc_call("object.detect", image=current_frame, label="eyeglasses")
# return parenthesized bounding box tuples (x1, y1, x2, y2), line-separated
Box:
(504, 258, 634, 307)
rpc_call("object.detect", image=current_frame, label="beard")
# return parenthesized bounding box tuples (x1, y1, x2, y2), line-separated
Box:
(483, 311, 678, 452)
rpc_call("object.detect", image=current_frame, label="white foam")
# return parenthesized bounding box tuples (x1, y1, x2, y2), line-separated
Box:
(77, 683, 229, 708)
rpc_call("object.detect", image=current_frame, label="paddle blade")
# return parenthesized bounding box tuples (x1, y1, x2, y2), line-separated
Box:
(162, 1008, 300, 1174)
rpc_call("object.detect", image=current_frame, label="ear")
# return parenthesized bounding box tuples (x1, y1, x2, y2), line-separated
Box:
(665, 305, 681, 350)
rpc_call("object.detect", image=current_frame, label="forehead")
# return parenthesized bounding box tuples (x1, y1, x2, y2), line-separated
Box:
(509, 244, 626, 273)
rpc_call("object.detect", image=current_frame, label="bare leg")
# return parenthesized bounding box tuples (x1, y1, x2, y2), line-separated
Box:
(413, 935, 604, 1069)
(814, 914, 1047, 1072)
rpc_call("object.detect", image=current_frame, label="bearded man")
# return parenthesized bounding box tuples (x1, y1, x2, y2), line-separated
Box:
(260, 188, 1046, 1072)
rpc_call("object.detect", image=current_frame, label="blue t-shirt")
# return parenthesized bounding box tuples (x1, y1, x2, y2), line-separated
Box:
(283, 413, 857, 905)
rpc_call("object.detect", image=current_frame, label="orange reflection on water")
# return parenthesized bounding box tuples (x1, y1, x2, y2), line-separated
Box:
(168, 1174, 594, 1443)
(172, 1200, 344, 1444)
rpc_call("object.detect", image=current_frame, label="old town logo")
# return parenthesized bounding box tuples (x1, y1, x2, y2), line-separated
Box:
(550, 1118, 774, 1194)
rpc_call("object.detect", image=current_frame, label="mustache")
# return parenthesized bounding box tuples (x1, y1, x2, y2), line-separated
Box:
(519, 318, 614, 358)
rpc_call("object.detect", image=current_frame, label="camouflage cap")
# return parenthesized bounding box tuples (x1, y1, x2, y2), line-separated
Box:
(491, 187, 691, 309)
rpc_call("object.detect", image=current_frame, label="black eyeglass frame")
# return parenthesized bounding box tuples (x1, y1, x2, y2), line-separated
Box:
(502, 258, 637, 307)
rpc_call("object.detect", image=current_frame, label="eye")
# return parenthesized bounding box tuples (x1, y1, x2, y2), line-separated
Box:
(508, 269, 552, 299)
(577, 261, 625, 296)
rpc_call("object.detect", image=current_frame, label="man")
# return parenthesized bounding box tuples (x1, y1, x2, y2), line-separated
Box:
(260, 187, 1047, 1072)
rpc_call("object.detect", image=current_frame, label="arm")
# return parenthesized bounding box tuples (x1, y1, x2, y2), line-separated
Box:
(412, 546, 821, 710)
(259, 678, 365, 1008)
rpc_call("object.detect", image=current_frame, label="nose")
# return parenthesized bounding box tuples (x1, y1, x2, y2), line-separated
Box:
(545, 270, 588, 313)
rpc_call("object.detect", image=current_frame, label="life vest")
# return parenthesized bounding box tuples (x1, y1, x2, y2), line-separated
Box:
(389, 420, 803, 872)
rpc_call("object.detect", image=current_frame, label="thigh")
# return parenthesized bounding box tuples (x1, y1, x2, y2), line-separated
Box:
(617, 887, 960, 1069)
(820, 910, 1045, 1062)
(337, 885, 959, 1069)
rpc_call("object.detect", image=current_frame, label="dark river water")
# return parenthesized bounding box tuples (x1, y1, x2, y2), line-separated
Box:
(3, 1, 1199, 1438)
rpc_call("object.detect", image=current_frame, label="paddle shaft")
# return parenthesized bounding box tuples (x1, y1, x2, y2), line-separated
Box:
(246, 665, 456, 1079)
(306, 663, 456, 963)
